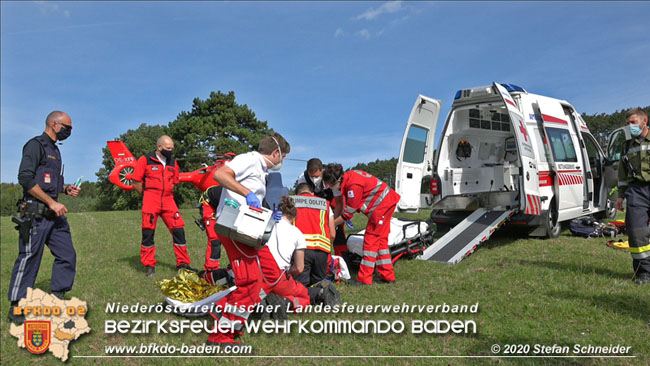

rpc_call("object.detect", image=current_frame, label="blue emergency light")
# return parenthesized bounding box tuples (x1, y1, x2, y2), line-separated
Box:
(502, 84, 526, 93)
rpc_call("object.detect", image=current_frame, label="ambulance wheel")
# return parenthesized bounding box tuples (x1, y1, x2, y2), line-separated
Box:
(545, 203, 561, 238)
(595, 198, 617, 220)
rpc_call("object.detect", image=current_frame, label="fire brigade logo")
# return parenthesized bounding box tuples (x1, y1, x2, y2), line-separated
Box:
(25, 321, 51, 354)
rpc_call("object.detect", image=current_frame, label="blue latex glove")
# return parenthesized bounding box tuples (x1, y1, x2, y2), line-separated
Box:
(345, 220, 355, 230)
(245, 192, 261, 209)
(272, 209, 283, 221)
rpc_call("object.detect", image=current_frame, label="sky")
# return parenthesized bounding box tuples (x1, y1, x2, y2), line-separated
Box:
(2, 1, 650, 188)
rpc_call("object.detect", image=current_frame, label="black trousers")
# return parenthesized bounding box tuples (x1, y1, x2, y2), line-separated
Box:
(625, 182, 650, 276)
(293, 249, 329, 287)
(8, 216, 76, 301)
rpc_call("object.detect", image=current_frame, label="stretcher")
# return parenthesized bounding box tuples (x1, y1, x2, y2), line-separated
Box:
(345, 218, 435, 265)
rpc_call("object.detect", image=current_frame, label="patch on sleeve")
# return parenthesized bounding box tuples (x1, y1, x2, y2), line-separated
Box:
(347, 190, 354, 198)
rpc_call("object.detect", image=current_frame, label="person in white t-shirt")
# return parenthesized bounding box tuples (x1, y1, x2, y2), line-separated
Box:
(257, 196, 310, 310)
(207, 133, 290, 345)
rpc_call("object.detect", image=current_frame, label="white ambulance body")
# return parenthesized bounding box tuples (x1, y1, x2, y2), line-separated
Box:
(395, 83, 616, 263)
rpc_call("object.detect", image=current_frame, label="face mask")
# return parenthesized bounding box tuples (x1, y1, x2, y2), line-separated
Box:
(56, 128, 71, 141)
(630, 124, 643, 137)
(161, 149, 173, 160)
(264, 136, 284, 171)
(311, 176, 322, 186)
(270, 161, 282, 171)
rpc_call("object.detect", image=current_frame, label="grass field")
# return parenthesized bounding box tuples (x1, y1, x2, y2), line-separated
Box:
(1, 209, 648, 366)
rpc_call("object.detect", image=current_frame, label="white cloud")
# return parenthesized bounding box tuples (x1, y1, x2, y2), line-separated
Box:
(355, 1, 404, 21)
(334, 28, 344, 38)
(35, 1, 71, 18)
(357, 29, 371, 40)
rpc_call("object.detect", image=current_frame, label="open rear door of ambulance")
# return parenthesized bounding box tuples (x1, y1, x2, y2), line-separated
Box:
(396, 95, 441, 213)
(493, 83, 542, 216)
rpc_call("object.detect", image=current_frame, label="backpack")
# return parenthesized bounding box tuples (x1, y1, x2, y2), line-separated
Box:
(569, 217, 602, 238)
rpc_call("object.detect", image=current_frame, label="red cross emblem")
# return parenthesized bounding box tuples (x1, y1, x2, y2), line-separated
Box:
(518, 120, 528, 142)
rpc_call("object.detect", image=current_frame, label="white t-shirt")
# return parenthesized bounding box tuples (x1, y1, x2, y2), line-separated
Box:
(266, 218, 307, 270)
(156, 152, 167, 167)
(297, 172, 342, 197)
(217, 151, 268, 217)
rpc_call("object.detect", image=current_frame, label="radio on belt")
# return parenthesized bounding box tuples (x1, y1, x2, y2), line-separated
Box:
(214, 199, 275, 249)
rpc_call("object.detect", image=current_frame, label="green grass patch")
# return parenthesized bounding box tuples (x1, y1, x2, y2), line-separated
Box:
(1, 210, 648, 365)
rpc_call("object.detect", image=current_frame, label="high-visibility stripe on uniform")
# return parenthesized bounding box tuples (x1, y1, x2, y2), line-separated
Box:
(376, 259, 392, 265)
(627, 145, 650, 155)
(218, 316, 244, 331)
(363, 250, 377, 258)
(632, 251, 650, 260)
(293, 194, 332, 253)
(343, 205, 356, 216)
(378, 249, 390, 256)
(361, 259, 375, 267)
(630, 243, 650, 259)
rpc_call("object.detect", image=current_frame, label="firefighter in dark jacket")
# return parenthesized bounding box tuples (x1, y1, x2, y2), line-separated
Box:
(8, 111, 80, 325)
(616, 108, 650, 285)
(132, 136, 193, 277)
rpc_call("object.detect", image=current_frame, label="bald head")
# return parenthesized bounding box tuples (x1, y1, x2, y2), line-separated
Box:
(45, 111, 71, 128)
(156, 135, 174, 161)
(157, 135, 174, 149)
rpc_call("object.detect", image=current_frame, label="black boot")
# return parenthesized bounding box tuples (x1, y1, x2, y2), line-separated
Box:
(7, 301, 25, 325)
(52, 291, 67, 300)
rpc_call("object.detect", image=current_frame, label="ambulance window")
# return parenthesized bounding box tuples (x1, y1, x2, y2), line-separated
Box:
(547, 127, 578, 162)
(581, 133, 599, 159)
(607, 129, 626, 162)
(533, 128, 548, 163)
(403, 125, 428, 164)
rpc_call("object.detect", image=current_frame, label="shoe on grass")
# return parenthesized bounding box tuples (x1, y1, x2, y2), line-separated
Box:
(145, 266, 155, 277)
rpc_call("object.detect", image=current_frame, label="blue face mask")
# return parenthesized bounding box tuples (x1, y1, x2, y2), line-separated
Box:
(630, 124, 643, 137)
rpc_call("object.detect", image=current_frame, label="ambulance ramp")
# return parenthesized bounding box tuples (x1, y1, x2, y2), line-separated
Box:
(420, 208, 516, 264)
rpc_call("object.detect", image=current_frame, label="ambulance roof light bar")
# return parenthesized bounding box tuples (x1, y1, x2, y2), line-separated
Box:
(502, 83, 526, 93)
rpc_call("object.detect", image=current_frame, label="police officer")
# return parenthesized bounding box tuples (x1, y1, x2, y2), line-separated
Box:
(616, 108, 650, 285)
(8, 111, 80, 325)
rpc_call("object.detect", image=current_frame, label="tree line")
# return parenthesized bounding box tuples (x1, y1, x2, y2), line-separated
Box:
(1, 94, 646, 215)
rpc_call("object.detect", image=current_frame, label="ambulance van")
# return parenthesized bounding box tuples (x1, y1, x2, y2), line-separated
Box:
(395, 83, 617, 263)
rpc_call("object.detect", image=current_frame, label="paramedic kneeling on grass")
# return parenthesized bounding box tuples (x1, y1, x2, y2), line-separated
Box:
(616, 108, 650, 286)
(322, 164, 400, 286)
(207, 133, 289, 344)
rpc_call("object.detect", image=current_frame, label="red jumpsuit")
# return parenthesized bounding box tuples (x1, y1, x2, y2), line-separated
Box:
(208, 235, 310, 343)
(199, 186, 222, 271)
(341, 170, 400, 284)
(132, 151, 191, 267)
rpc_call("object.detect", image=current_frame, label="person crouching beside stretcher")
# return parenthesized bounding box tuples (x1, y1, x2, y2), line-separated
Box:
(322, 163, 400, 286)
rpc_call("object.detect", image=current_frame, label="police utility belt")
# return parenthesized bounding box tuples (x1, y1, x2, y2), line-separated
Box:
(16, 200, 56, 219)
(12, 200, 56, 243)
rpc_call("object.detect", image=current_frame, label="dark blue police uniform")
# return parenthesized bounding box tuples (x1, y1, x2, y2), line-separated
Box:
(8, 133, 76, 302)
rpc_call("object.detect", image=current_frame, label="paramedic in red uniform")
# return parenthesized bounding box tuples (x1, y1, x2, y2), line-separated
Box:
(132, 136, 193, 277)
(198, 185, 223, 273)
(207, 133, 290, 344)
(322, 163, 400, 286)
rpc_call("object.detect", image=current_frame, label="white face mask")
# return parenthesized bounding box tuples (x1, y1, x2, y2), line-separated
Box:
(311, 176, 322, 186)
